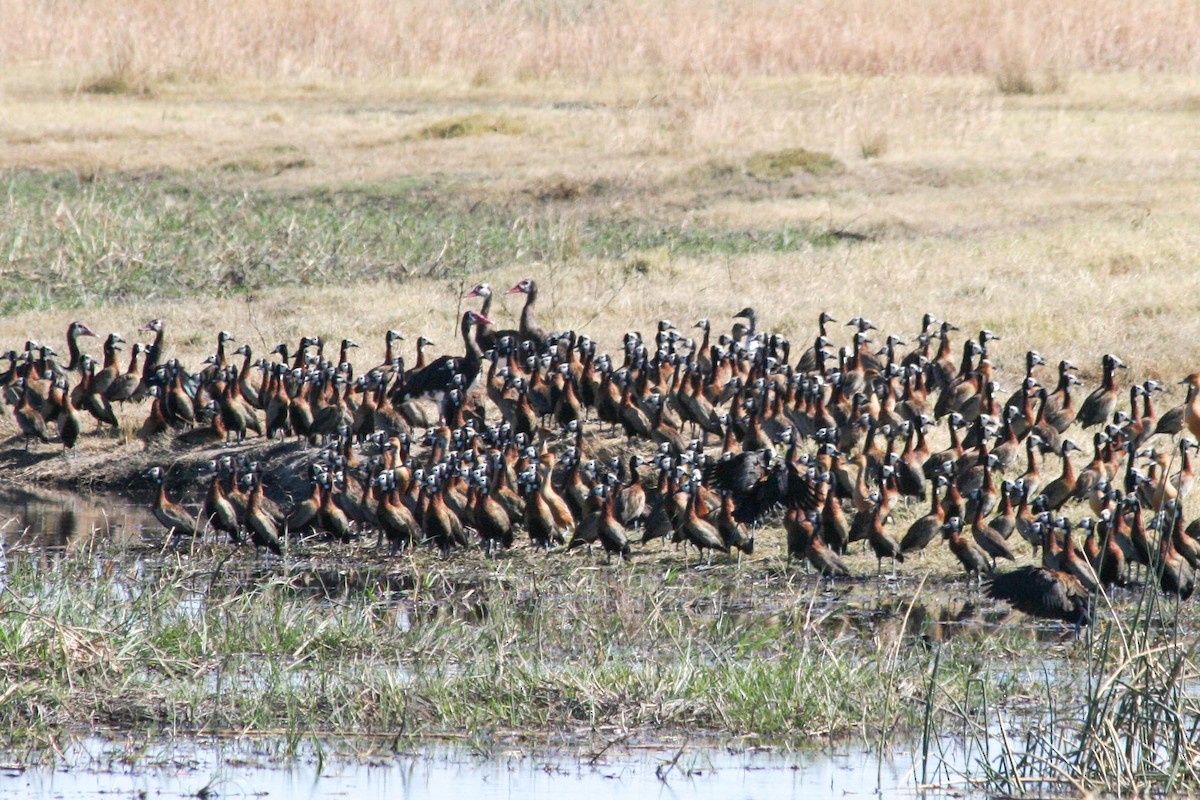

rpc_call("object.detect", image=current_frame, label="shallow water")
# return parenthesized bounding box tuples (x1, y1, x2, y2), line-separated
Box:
(0, 488, 154, 551)
(0, 738, 970, 800)
(0, 488, 1086, 648)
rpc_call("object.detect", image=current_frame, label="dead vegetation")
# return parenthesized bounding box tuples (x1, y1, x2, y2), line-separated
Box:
(5, 0, 1200, 88)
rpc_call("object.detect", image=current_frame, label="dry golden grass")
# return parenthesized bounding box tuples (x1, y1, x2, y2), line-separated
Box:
(3, 14, 1200, 771)
(5, 0, 1200, 90)
(2, 74, 1199, 376)
(0, 12, 1199, 497)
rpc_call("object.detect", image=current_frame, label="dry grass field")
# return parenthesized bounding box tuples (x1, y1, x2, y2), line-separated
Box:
(4, 4, 1200, 786)
(2, 2, 1200, 383)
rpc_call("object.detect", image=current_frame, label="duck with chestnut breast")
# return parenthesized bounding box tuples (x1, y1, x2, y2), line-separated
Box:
(13, 379, 52, 450)
(144, 466, 200, 537)
(240, 471, 284, 556)
(90, 333, 125, 397)
(1078, 354, 1127, 429)
(52, 377, 81, 455)
(105, 342, 144, 406)
(132, 319, 165, 400)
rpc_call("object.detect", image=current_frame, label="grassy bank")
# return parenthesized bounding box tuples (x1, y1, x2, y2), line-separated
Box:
(0, 545, 995, 753)
(4, 533, 1200, 797)
(3, 10, 1200, 793)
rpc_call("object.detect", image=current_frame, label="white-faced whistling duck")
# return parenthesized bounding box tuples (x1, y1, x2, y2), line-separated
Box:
(1070, 432, 1108, 505)
(1014, 486, 1042, 551)
(285, 464, 324, 535)
(732, 306, 758, 346)
(927, 321, 960, 393)
(1038, 360, 1080, 433)
(1171, 439, 1197, 500)
(820, 473, 851, 554)
(520, 468, 563, 551)
(922, 413, 968, 479)
(1119, 497, 1152, 579)
(13, 379, 51, 450)
(77, 356, 120, 431)
(374, 329, 405, 375)
(412, 336, 433, 371)
(942, 517, 993, 586)
(796, 311, 836, 373)
(318, 470, 356, 544)
(985, 564, 1090, 628)
(1094, 513, 1129, 589)
(1158, 506, 1195, 600)
(1137, 379, 1163, 434)
(55, 379, 81, 455)
(715, 490, 754, 559)
(865, 493, 903, 576)
(900, 313, 939, 371)
(238, 471, 283, 556)
(1038, 439, 1082, 511)
(104, 342, 143, 407)
(91, 333, 125, 397)
(1167, 500, 1200, 570)
(806, 510, 852, 577)
(900, 475, 946, 555)
(967, 489, 1015, 569)
(376, 472, 422, 554)
(933, 340, 981, 419)
(1077, 353, 1127, 429)
(613, 455, 647, 527)
(596, 484, 632, 562)
(690, 319, 713, 374)
(144, 466, 200, 536)
(1055, 521, 1099, 594)
(566, 483, 604, 554)
(1002, 351, 1046, 413)
(1178, 373, 1200, 441)
(201, 460, 242, 544)
(988, 480, 1018, 541)
(1156, 381, 1189, 437)
(784, 506, 812, 566)
(679, 474, 728, 565)
(138, 317, 165, 374)
(1114, 385, 1149, 448)
(639, 471, 676, 549)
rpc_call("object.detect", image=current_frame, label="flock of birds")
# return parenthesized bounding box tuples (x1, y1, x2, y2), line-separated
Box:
(6, 277, 1200, 628)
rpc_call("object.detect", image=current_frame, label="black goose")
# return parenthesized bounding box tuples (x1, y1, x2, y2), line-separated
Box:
(398, 310, 493, 404)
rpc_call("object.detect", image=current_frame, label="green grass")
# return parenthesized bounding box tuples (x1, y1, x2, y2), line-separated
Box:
(408, 113, 528, 140)
(0, 544, 1039, 761)
(746, 148, 843, 179)
(5, 516, 1200, 798)
(0, 170, 841, 314)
